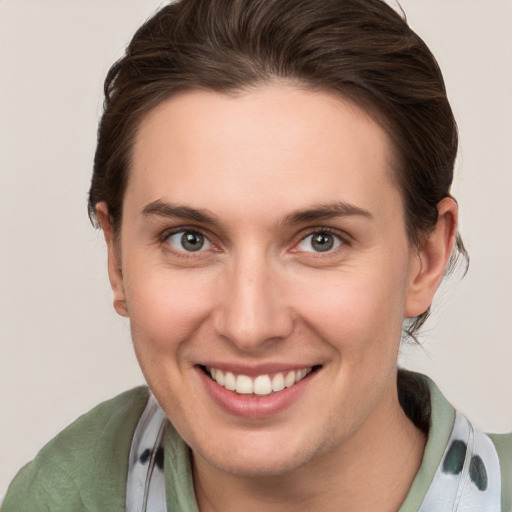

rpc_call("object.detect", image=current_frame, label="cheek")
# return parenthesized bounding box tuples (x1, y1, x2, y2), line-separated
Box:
(124, 267, 218, 353)
(291, 266, 409, 353)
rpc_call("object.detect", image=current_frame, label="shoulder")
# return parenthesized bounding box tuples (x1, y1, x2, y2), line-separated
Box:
(1, 387, 149, 512)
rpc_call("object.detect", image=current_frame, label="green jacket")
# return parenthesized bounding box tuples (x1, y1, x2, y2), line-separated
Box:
(2, 375, 512, 511)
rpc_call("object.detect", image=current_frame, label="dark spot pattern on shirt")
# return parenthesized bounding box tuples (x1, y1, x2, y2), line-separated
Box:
(139, 446, 164, 471)
(140, 448, 151, 465)
(442, 440, 488, 492)
(443, 440, 467, 475)
(155, 446, 164, 470)
(469, 455, 488, 491)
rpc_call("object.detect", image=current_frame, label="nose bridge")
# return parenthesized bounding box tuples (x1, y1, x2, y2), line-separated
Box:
(214, 247, 293, 350)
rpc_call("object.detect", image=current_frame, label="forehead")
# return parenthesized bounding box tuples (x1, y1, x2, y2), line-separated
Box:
(126, 85, 401, 225)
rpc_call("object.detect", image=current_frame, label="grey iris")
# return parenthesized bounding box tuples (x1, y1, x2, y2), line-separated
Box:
(181, 232, 204, 251)
(312, 232, 334, 252)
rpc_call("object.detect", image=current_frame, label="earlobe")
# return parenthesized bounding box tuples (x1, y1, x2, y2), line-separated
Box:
(404, 197, 458, 318)
(95, 203, 129, 318)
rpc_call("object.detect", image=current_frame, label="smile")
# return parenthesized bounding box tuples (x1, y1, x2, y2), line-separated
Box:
(205, 366, 314, 396)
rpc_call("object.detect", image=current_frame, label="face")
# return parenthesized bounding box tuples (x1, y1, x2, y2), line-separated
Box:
(102, 85, 437, 477)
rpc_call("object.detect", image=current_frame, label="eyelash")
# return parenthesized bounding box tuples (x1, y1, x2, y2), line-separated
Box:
(159, 227, 217, 258)
(158, 226, 348, 257)
(293, 227, 346, 255)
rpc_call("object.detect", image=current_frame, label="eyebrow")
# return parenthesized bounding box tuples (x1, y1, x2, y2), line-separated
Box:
(142, 200, 221, 226)
(281, 201, 373, 227)
(141, 199, 373, 227)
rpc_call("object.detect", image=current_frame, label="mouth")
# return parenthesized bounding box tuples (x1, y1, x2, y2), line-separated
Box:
(200, 365, 321, 396)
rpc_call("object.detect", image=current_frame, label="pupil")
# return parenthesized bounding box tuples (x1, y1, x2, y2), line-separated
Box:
(181, 232, 204, 252)
(312, 233, 333, 252)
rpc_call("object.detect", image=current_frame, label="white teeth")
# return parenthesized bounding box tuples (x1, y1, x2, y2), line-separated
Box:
(215, 369, 225, 386)
(224, 372, 236, 391)
(207, 366, 314, 395)
(284, 371, 296, 388)
(296, 368, 310, 382)
(235, 375, 253, 394)
(271, 373, 285, 392)
(253, 375, 272, 395)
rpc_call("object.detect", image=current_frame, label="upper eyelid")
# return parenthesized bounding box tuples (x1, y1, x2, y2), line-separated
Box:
(297, 226, 348, 243)
(160, 225, 210, 240)
(155, 216, 230, 240)
(302, 226, 340, 235)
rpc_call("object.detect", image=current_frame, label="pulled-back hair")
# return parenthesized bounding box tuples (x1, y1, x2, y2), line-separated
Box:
(88, 0, 467, 338)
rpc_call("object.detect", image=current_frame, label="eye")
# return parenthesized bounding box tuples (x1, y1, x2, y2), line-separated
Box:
(166, 230, 213, 253)
(296, 230, 342, 253)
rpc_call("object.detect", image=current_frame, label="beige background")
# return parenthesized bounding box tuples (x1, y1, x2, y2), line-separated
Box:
(1, 0, 511, 500)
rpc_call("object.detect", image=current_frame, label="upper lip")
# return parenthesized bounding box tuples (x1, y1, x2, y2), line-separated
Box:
(197, 362, 321, 377)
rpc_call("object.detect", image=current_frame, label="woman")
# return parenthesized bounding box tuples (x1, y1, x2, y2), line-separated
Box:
(2, 0, 511, 510)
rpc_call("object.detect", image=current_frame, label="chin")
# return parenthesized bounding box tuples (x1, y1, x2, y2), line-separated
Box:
(197, 448, 314, 478)
(190, 424, 336, 479)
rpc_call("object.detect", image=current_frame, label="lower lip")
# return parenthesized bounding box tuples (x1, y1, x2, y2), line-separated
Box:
(197, 367, 317, 419)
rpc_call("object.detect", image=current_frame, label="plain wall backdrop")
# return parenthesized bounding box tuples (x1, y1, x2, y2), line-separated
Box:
(1, 0, 511, 499)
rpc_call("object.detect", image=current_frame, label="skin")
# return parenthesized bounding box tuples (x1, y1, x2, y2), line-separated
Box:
(97, 84, 457, 511)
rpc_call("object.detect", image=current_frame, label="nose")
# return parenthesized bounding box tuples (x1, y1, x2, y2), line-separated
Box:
(212, 253, 294, 353)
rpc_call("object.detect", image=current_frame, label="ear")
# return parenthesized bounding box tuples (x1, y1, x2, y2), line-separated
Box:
(404, 197, 458, 318)
(96, 203, 129, 318)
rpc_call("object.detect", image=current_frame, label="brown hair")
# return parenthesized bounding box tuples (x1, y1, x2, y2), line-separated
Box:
(88, 0, 468, 338)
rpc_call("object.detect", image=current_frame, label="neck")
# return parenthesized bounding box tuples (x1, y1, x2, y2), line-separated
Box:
(193, 378, 426, 512)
